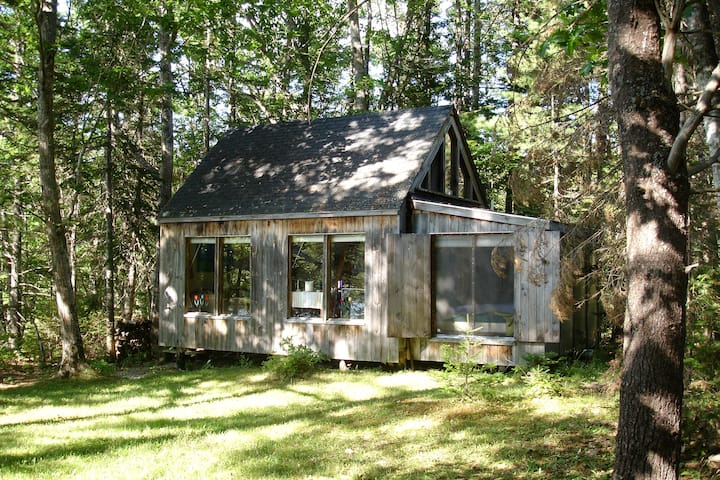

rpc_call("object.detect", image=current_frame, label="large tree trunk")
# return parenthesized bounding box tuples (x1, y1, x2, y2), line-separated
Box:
(608, 0, 688, 478)
(36, 0, 87, 377)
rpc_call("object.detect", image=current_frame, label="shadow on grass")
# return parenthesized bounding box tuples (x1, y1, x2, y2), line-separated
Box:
(0, 366, 616, 479)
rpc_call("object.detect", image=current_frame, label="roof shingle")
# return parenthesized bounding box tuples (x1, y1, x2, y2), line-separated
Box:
(161, 105, 454, 220)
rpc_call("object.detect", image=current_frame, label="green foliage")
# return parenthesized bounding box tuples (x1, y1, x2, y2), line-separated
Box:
(88, 359, 116, 376)
(687, 268, 720, 381)
(683, 377, 720, 466)
(513, 352, 611, 398)
(0, 335, 16, 367)
(440, 340, 481, 399)
(521, 351, 563, 371)
(262, 337, 329, 382)
(520, 364, 562, 397)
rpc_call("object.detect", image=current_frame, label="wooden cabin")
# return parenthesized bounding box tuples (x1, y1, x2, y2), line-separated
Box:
(158, 106, 593, 366)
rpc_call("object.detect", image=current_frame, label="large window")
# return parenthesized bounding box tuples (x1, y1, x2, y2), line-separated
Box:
(433, 235, 514, 336)
(289, 234, 365, 320)
(186, 237, 251, 316)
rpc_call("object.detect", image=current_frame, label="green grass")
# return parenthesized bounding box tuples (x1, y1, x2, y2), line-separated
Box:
(0, 362, 665, 479)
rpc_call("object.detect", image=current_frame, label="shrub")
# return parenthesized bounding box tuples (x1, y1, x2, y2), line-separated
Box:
(262, 337, 329, 382)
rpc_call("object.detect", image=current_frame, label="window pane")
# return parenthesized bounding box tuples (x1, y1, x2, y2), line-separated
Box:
(473, 246, 515, 336)
(290, 236, 323, 317)
(186, 240, 215, 313)
(434, 235, 515, 336)
(329, 237, 365, 319)
(221, 238, 251, 316)
(434, 238, 474, 334)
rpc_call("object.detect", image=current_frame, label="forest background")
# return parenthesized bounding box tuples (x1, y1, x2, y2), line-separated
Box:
(0, 0, 718, 434)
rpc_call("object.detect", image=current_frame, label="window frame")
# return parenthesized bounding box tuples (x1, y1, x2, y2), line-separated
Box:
(184, 236, 252, 318)
(288, 233, 366, 323)
(431, 233, 516, 338)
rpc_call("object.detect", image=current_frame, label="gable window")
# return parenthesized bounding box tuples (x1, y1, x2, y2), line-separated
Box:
(186, 237, 252, 316)
(289, 234, 365, 320)
(433, 234, 514, 337)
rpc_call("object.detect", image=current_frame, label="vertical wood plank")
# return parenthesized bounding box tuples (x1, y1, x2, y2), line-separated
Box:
(545, 231, 561, 343)
(386, 233, 431, 338)
(159, 224, 183, 347)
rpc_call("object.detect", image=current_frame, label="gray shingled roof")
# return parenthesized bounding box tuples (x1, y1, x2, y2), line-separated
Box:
(160, 105, 454, 220)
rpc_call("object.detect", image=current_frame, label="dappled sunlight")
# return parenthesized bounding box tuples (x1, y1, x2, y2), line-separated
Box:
(258, 420, 308, 441)
(298, 380, 383, 401)
(0, 394, 166, 427)
(0, 367, 620, 479)
(529, 396, 565, 415)
(391, 416, 437, 434)
(336, 159, 416, 194)
(374, 370, 441, 391)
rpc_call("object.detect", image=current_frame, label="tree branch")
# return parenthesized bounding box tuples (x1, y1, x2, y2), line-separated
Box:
(306, 0, 371, 122)
(688, 149, 720, 176)
(668, 61, 720, 173)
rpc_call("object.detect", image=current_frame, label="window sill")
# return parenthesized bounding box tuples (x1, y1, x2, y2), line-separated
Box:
(184, 312, 251, 321)
(432, 334, 515, 346)
(286, 317, 365, 326)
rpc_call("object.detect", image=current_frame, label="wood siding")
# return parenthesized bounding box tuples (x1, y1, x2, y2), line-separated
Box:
(160, 201, 574, 366)
(159, 215, 400, 363)
(409, 207, 564, 363)
(386, 234, 432, 337)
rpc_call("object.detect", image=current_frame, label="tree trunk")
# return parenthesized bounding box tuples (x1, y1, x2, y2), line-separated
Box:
(36, 0, 87, 377)
(123, 170, 143, 324)
(348, 0, 368, 111)
(6, 178, 23, 352)
(608, 0, 688, 478)
(158, 5, 174, 211)
(203, 26, 211, 154)
(154, 3, 175, 351)
(104, 103, 116, 361)
(471, 0, 481, 111)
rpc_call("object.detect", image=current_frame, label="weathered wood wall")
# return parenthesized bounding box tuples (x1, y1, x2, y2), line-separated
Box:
(386, 234, 431, 338)
(160, 200, 577, 367)
(409, 202, 564, 364)
(159, 215, 400, 363)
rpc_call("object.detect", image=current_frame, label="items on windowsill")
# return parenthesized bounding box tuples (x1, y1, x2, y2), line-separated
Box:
(192, 293, 208, 312)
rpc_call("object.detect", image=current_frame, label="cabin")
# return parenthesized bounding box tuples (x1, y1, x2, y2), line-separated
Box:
(158, 105, 595, 366)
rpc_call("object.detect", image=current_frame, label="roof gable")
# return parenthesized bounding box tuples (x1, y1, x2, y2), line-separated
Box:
(161, 105, 485, 221)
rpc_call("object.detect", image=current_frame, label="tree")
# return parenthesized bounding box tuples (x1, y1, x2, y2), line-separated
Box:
(35, 0, 88, 376)
(608, 0, 691, 477)
(348, 0, 369, 111)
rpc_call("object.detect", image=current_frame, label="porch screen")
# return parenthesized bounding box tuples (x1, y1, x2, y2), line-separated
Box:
(433, 235, 515, 336)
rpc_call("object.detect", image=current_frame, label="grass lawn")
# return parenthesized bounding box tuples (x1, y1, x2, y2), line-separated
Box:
(0, 361, 707, 479)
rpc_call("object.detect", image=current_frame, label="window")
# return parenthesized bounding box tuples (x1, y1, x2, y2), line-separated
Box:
(289, 234, 365, 320)
(433, 235, 514, 336)
(186, 237, 251, 316)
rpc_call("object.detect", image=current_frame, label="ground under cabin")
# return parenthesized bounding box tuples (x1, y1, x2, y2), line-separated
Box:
(158, 106, 597, 366)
